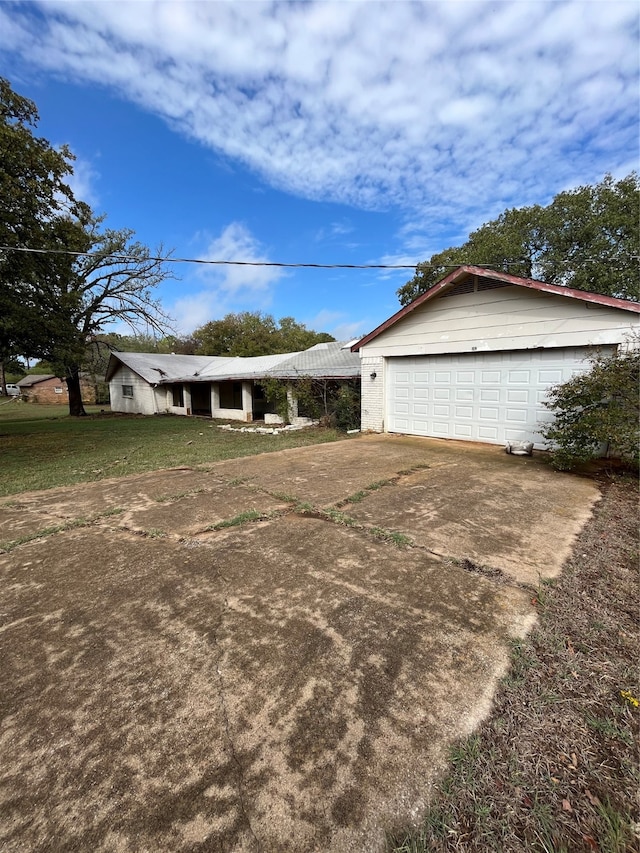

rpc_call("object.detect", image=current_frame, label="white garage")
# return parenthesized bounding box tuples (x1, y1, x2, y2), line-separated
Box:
(386, 347, 614, 447)
(354, 266, 639, 448)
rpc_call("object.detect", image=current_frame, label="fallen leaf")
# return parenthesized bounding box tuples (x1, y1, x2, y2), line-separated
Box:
(570, 752, 579, 768)
(585, 789, 601, 807)
(582, 835, 598, 849)
(562, 799, 573, 813)
(567, 639, 576, 655)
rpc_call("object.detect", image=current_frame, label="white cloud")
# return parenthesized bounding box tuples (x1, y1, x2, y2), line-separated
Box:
(307, 309, 369, 342)
(169, 222, 285, 333)
(0, 0, 637, 236)
(65, 154, 100, 208)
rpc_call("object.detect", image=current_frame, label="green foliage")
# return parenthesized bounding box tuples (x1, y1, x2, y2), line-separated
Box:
(259, 377, 361, 431)
(1, 79, 175, 416)
(333, 382, 361, 431)
(541, 347, 639, 470)
(193, 311, 334, 356)
(398, 173, 639, 305)
(0, 77, 90, 363)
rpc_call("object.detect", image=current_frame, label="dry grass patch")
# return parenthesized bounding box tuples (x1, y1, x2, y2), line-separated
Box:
(387, 475, 639, 853)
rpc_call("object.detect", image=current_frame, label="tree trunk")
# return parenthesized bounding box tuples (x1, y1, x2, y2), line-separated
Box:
(0, 361, 6, 397)
(67, 367, 87, 416)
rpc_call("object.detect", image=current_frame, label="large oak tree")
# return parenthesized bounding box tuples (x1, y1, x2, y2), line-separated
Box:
(0, 78, 174, 414)
(398, 174, 640, 306)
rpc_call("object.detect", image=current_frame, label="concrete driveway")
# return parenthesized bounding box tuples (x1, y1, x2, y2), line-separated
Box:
(0, 435, 599, 852)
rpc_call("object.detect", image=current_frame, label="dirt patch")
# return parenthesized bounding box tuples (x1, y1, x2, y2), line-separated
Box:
(0, 435, 600, 851)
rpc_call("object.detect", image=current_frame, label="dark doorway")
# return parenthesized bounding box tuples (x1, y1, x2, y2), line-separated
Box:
(189, 383, 212, 416)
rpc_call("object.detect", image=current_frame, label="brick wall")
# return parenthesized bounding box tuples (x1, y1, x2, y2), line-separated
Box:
(360, 356, 384, 432)
(22, 378, 96, 405)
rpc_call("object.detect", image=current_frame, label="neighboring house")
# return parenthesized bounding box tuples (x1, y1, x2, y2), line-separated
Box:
(16, 374, 97, 404)
(105, 341, 361, 421)
(352, 265, 640, 449)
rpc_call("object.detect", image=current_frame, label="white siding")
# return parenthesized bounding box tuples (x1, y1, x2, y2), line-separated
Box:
(363, 287, 639, 358)
(108, 366, 158, 415)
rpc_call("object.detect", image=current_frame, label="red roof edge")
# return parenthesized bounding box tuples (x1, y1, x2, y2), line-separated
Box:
(351, 265, 640, 351)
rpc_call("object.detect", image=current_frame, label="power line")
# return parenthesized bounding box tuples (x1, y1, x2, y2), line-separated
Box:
(2, 244, 633, 273)
(0, 244, 530, 270)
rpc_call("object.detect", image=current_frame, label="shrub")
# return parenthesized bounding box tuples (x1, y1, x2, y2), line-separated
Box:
(541, 347, 639, 470)
(259, 377, 361, 431)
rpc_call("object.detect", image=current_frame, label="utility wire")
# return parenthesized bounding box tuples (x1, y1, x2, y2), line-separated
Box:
(2, 244, 634, 272)
(0, 244, 531, 270)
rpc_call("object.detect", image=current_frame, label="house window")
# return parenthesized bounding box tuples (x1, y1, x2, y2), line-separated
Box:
(219, 381, 243, 409)
(122, 384, 134, 398)
(172, 385, 184, 407)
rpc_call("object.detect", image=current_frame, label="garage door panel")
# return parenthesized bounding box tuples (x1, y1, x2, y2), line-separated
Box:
(505, 408, 527, 423)
(482, 370, 501, 383)
(386, 347, 613, 447)
(507, 389, 529, 403)
(455, 406, 473, 418)
(508, 370, 530, 383)
(479, 407, 499, 420)
(455, 388, 474, 401)
(478, 426, 500, 440)
(480, 389, 500, 402)
(538, 369, 563, 383)
(432, 422, 451, 436)
(434, 371, 451, 383)
(457, 371, 474, 383)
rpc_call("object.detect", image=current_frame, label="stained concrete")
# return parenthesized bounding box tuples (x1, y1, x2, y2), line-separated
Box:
(0, 435, 600, 852)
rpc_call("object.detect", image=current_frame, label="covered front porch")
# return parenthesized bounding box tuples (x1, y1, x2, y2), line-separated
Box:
(160, 380, 298, 422)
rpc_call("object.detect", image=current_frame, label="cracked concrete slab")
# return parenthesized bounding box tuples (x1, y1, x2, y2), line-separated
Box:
(0, 434, 599, 851)
(116, 483, 289, 537)
(344, 449, 600, 585)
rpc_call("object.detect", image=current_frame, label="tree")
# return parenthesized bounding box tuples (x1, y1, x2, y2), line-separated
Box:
(193, 312, 334, 357)
(37, 212, 175, 415)
(541, 346, 639, 471)
(0, 79, 175, 414)
(398, 174, 640, 306)
(0, 77, 87, 393)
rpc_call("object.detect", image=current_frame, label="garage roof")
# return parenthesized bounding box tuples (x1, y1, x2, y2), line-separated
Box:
(352, 265, 640, 351)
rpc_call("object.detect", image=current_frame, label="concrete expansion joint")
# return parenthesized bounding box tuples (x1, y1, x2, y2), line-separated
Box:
(210, 602, 263, 853)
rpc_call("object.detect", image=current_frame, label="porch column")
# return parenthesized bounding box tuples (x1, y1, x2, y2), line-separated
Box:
(211, 383, 220, 416)
(183, 384, 192, 415)
(286, 384, 298, 422)
(241, 381, 253, 422)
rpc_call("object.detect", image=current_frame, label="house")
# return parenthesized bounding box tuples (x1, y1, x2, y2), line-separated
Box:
(352, 265, 640, 448)
(105, 341, 361, 421)
(16, 374, 97, 404)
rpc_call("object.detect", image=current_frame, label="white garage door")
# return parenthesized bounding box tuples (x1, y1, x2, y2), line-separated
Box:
(386, 347, 612, 447)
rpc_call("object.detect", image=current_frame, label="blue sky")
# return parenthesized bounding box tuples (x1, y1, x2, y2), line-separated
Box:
(1, 1, 638, 341)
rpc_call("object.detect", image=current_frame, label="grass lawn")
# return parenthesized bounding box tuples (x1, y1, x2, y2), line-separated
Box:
(387, 474, 639, 853)
(0, 401, 349, 496)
